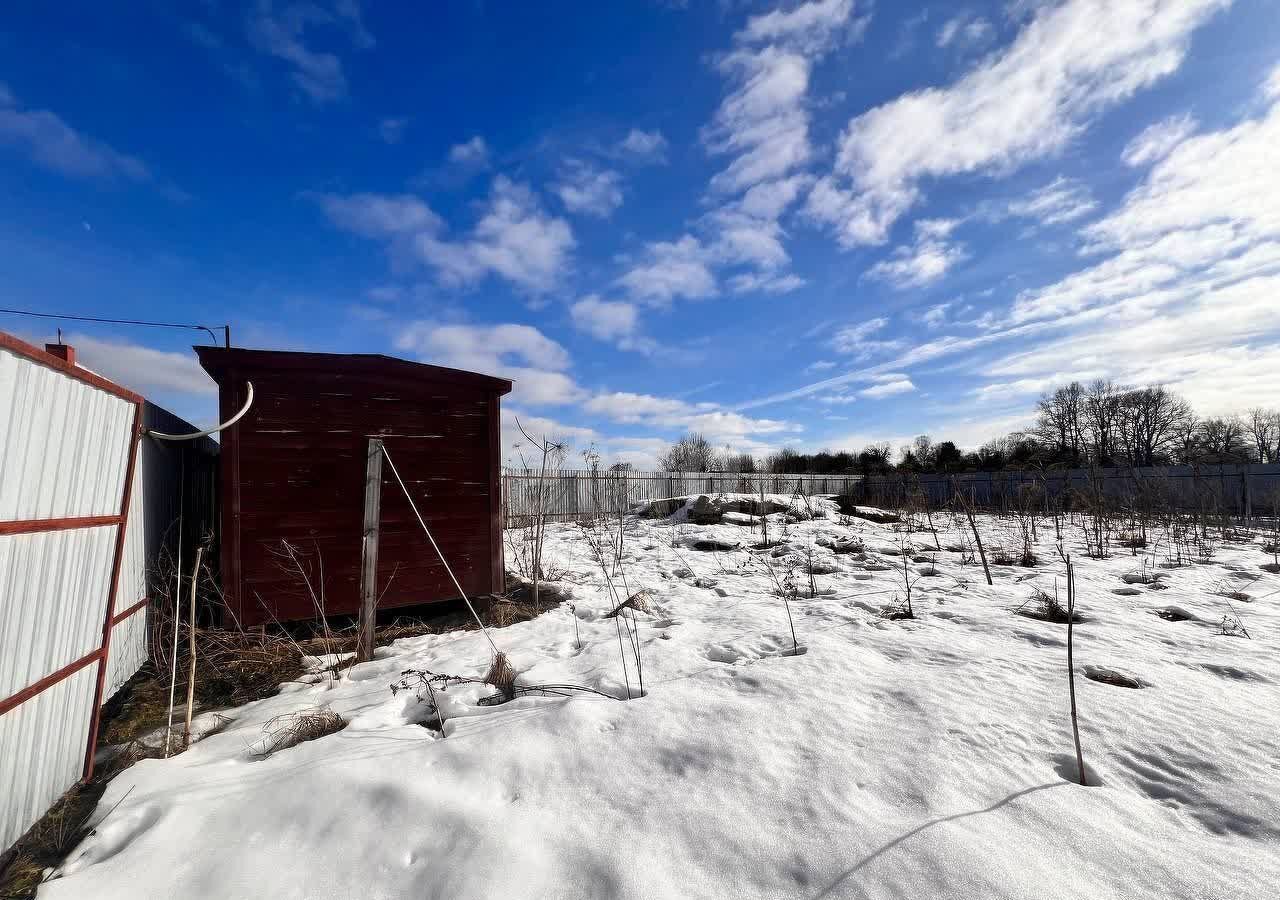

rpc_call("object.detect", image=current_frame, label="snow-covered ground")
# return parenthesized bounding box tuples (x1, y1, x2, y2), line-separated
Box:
(41, 497, 1280, 899)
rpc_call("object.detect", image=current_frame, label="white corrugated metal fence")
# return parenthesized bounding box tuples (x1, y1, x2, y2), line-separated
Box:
(0, 336, 148, 854)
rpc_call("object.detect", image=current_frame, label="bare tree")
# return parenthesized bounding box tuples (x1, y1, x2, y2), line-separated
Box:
(513, 418, 567, 609)
(660, 433, 717, 472)
(1083, 379, 1124, 464)
(1246, 407, 1280, 463)
(1197, 416, 1251, 463)
(720, 450, 758, 473)
(1172, 413, 1201, 463)
(1035, 382, 1085, 460)
(1117, 385, 1194, 466)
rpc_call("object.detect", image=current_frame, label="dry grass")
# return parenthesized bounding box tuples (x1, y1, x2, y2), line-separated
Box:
(606, 591, 652, 618)
(1, 576, 561, 898)
(0, 737, 165, 899)
(484, 653, 517, 702)
(0, 789, 99, 898)
(1018, 586, 1078, 624)
(250, 708, 346, 759)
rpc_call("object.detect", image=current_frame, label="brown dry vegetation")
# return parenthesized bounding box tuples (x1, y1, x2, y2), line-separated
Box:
(0, 578, 560, 899)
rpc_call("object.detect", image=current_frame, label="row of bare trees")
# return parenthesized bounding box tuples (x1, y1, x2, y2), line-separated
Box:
(1034, 380, 1280, 467)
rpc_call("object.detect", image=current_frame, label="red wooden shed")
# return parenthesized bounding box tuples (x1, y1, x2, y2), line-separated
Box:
(195, 346, 512, 626)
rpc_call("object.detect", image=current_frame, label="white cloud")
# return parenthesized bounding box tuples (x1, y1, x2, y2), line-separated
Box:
(1121, 112, 1197, 166)
(583, 392, 694, 423)
(738, 0, 856, 52)
(727, 271, 806, 294)
(805, 359, 837, 372)
(616, 235, 717, 305)
(316, 192, 441, 236)
(398, 321, 570, 373)
(989, 277, 1280, 410)
(619, 2, 853, 307)
(395, 321, 584, 406)
(377, 116, 409, 144)
(502, 409, 600, 459)
(318, 182, 573, 296)
(554, 160, 624, 218)
(63, 333, 216, 398)
(1014, 93, 1280, 325)
(830, 316, 906, 358)
(246, 0, 374, 103)
(705, 47, 812, 196)
(1005, 176, 1098, 225)
(585, 390, 798, 444)
(1262, 63, 1280, 101)
(763, 86, 1280, 422)
(703, 175, 812, 282)
(915, 303, 951, 328)
(448, 135, 490, 168)
(413, 177, 575, 294)
(808, 0, 1229, 245)
(0, 85, 150, 182)
(858, 376, 916, 398)
(616, 129, 668, 163)
(568, 295, 655, 353)
(866, 218, 968, 289)
(569, 296, 637, 342)
(936, 14, 994, 49)
(736, 173, 811, 221)
(498, 369, 588, 406)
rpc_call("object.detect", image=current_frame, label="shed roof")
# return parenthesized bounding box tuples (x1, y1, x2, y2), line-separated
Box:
(194, 346, 512, 394)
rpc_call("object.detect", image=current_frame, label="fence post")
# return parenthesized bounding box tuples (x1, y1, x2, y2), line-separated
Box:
(357, 438, 383, 663)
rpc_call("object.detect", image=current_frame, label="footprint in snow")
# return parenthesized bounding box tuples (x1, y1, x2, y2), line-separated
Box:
(704, 634, 807, 664)
(57, 802, 163, 876)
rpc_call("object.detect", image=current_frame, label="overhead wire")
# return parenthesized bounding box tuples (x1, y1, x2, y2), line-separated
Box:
(0, 306, 226, 346)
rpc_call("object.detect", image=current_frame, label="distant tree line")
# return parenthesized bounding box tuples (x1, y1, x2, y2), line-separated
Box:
(655, 380, 1280, 474)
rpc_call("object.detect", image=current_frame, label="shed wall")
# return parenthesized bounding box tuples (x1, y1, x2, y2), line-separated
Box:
(216, 364, 503, 625)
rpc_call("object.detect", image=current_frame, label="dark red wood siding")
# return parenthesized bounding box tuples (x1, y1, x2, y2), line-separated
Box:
(196, 348, 510, 626)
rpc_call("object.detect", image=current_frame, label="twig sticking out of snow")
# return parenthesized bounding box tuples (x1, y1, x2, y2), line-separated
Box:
(1066, 558, 1088, 787)
(390, 668, 621, 729)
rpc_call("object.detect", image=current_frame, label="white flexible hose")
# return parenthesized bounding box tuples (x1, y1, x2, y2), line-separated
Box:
(146, 382, 255, 441)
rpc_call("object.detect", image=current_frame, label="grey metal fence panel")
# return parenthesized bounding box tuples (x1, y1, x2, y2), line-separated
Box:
(851, 464, 1280, 514)
(501, 470, 864, 525)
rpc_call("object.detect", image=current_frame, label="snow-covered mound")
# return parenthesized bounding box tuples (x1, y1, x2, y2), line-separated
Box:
(40, 507, 1280, 899)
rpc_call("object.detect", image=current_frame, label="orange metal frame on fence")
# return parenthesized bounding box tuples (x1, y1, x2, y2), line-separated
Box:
(0, 332, 146, 782)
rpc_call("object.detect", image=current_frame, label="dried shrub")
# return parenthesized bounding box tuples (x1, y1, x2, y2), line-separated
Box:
(250, 707, 346, 759)
(1019, 586, 1078, 624)
(484, 652, 517, 702)
(991, 547, 1018, 566)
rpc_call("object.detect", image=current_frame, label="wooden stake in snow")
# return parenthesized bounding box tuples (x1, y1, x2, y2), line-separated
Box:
(357, 438, 383, 663)
(1066, 557, 1087, 786)
(164, 455, 186, 759)
(959, 491, 993, 586)
(183, 546, 204, 750)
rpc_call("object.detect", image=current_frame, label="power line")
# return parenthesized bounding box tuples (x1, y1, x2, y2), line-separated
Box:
(0, 307, 229, 347)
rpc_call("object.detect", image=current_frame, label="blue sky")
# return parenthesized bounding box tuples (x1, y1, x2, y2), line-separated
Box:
(3, 0, 1279, 467)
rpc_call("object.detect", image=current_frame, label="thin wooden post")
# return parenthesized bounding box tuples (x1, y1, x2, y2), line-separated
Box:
(358, 438, 384, 663)
(1066, 558, 1086, 786)
(183, 546, 203, 749)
